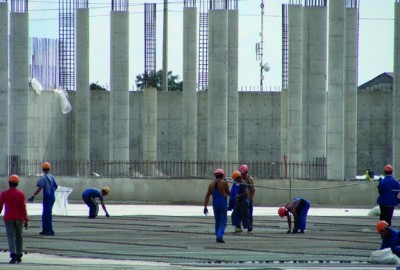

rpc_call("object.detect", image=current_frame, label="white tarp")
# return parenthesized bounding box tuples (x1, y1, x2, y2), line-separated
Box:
(54, 186, 73, 216)
(370, 248, 400, 265)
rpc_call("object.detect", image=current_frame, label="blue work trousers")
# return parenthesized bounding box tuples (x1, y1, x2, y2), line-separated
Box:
(42, 197, 55, 233)
(294, 200, 310, 231)
(213, 204, 227, 239)
(83, 196, 99, 218)
(231, 200, 249, 229)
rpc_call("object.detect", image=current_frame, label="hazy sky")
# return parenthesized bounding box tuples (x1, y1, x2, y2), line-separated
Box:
(27, 0, 395, 90)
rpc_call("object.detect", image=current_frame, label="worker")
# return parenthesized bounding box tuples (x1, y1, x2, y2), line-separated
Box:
(28, 162, 58, 236)
(0, 175, 29, 263)
(278, 196, 311, 233)
(82, 187, 110, 218)
(239, 164, 255, 232)
(203, 168, 230, 243)
(228, 170, 249, 233)
(377, 164, 400, 226)
(376, 220, 400, 257)
(365, 168, 375, 181)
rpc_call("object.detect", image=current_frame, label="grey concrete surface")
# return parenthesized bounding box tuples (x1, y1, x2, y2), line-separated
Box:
(0, 204, 397, 269)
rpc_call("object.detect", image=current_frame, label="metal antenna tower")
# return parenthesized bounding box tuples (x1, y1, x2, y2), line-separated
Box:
(59, 0, 76, 91)
(282, 4, 288, 89)
(144, 3, 157, 76)
(256, 0, 267, 89)
(198, 0, 209, 91)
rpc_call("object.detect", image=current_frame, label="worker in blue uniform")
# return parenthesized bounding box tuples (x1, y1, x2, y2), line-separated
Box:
(228, 170, 249, 233)
(278, 196, 311, 233)
(376, 220, 400, 257)
(28, 162, 58, 236)
(82, 187, 110, 218)
(203, 168, 230, 243)
(377, 164, 400, 226)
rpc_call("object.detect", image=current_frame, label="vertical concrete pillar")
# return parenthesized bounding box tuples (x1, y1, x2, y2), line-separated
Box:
(0, 2, 8, 175)
(302, 5, 327, 162)
(227, 9, 239, 162)
(182, 7, 198, 162)
(327, 0, 345, 180)
(9, 10, 30, 165)
(75, 7, 90, 166)
(143, 87, 157, 161)
(287, 4, 303, 163)
(280, 88, 288, 162)
(110, 10, 129, 162)
(393, 2, 400, 173)
(207, 9, 228, 161)
(344, 4, 359, 179)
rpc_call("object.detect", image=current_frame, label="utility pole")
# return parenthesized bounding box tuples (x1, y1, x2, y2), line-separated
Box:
(162, 0, 168, 91)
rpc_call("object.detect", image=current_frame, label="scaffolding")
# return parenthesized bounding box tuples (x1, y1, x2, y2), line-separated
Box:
(10, 0, 27, 12)
(198, 0, 209, 91)
(282, 4, 288, 89)
(59, 0, 75, 91)
(144, 3, 156, 75)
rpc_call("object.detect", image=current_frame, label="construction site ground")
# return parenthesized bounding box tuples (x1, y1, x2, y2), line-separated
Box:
(0, 204, 397, 269)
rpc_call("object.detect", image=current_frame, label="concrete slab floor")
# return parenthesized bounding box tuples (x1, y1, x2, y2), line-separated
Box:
(0, 204, 397, 269)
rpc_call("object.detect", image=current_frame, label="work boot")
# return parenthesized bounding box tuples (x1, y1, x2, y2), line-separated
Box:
(16, 254, 22, 263)
(292, 229, 299, 233)
(234, 227, 243, 233)
(9, 253, 16, 264)
(216, 238, 225, 243)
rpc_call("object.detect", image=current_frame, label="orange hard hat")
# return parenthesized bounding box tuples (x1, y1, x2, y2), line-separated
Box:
(231, 171, 241, 180)
(41, 162, 51, 170)
(8, 174, 20, 183)
(278, 207, 287, 218)
(384, 164, 393, 174)
(214, 168, 225, 177)
(376, 220, 389, 232)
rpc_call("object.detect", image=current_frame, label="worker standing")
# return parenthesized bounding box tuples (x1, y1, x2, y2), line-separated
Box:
(203, 168, 230, 243)
(376, 220, 400, 257)
(228, 170, 249, 233)
(82, 187, 110, 218)
(0, 175, 29, 263)
(278, 196, 311, 233)
(28, 162, 58, 235)
(239, 164, 255, 232)
(377, 164, 400, 226)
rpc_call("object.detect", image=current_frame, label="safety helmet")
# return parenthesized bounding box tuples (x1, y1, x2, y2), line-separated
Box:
(102, 186, 110, 196)
(214, 168, 225, 177)
(41, 162, 51, 170)
(8, 174, 20, 183)
(239, 164, 248, 174)
(278, 207, 287, 218)
(384, 164, 393, 174)
(376, 220, 389, 232)
(231, 171, 241, 180)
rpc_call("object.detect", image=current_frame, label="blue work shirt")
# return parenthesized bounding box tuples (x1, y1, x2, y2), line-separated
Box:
(82, 188, 103, 202)
(37, 173, 58, 201)
(377, 175, 400, 207)
(381, 228, 400, 257)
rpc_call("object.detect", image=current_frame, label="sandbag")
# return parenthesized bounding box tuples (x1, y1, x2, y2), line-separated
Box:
(370, 248, 400, 264)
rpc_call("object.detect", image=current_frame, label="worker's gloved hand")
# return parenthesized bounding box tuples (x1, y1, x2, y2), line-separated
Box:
(286, 229, 291, 234)
(203, 207, 208, 216)
(106, 213, 110, 218)
(28, 196, 35, 203)
(24, 222, 29, 230)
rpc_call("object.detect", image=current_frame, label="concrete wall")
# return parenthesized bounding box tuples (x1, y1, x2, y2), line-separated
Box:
(7, 176, 378, 207)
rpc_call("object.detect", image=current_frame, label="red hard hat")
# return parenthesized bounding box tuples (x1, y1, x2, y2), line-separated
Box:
(384, 164, 393, 174)
(376, 220, 389, 232)
(278, 207, 287, 218)
(214, 168, 225, 177)
(8, 174, 20, 183)
(239, 164, 248, 174)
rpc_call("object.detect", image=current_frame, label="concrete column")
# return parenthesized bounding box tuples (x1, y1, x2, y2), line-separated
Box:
(75, 8, 90, 165)
(207, 9, 228, 161)
(344, 5, 359, 179)
(227, 9, 239, 162)
(110, 11, 129, 162)
(182, 7, 198, 162)
(9, 12, 30, 165)
(287, 4, 303, 163)
(280, 88, 288, 162)
(0, 2, 8, 175)
(302, 6, 327, 162)
(393, 2, 400, 173)
(143, 87, 157, 161)
(327, 0, 345, 180)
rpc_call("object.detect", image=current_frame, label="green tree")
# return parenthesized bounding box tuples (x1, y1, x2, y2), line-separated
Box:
(90, 82, 107, 91)
(135, 70, 183, 91)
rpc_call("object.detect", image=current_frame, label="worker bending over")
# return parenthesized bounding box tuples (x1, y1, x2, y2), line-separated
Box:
(82, 187, 110, 219)
(278, 196, 311, 233)
(376, 220, 400, 257)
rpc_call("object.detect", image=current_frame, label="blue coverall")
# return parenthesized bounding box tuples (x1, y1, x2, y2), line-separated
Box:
(37, 174, 58, 234)
(381, 227, 400, 257)
(377, 175, 400, 225)
(82, 188, 104, 218)
(212, 185, 228, 240)
(229, 182, 249, 230)
(287, 197, 310, 231)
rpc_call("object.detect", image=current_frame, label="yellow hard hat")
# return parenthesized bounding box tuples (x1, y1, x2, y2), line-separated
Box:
(102, 186, 110, 195)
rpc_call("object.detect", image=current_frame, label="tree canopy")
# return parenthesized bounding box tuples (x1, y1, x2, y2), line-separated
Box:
(135, 70, 183, 91)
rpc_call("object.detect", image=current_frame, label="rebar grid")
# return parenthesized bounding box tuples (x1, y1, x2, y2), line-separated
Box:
(198, 0, 209, 90)
(0, 0, 7, 3)
(210, 0, 237, 10)
(76, 0, 88, 9)
(345, 0, 358, 8)
(304, 0, 326, 7)
(281, 4, 288, 90)
(144, 3, 156, 74)
(112, 0, 128, 11)
(10, 0, 27, 12)
(289, 0, 303, 5)
(59, 0, 75, 91)
(184, 0, 196, 8)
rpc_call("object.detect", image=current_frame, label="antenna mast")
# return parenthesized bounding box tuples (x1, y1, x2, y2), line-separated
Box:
(256, 0, 265, 89)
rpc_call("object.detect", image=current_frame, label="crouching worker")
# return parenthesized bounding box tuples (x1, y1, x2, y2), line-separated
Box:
(203, 168, 230, 243)
(278, 196, 310, 233)
(228, 171, 249, 233)
(0, 175, 29, 264)
(82, 187, 110, 219)
(376, 220, 400, 257)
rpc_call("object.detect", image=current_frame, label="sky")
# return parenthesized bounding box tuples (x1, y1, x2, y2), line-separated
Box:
(27, 0, 396, 90)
